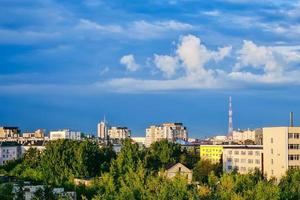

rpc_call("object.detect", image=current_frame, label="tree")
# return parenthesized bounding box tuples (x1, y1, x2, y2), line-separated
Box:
(0, 183, 14, 200)
(145, 140, 181, 171)
(279, 169, 300, 200)
(193, 159, 220, 183)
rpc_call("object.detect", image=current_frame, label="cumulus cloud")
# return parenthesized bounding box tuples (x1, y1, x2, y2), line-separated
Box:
(120, 54, 139, 72)
(154, 54, 179, 78)
(232, 40, 300, 84)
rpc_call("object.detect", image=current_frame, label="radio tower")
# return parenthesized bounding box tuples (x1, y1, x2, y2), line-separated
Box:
(228, 96, 233, 139)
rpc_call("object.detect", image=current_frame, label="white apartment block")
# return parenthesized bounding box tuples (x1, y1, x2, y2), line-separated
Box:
(223, 145, 263, 174)
(263, 127, 300, 180)
(108, 127, 131, 139)
(0, 142, 22, 165)
(145, 123, 188, 147)
(232, 130, 255, 143)
(49, 129, 81, 140)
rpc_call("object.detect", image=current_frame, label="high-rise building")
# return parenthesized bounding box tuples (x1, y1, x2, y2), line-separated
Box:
(263, 127, 300, 180)
(97, 120, 109, 140)
(108, 127, 131, 139)
(145, 123, 188, 147)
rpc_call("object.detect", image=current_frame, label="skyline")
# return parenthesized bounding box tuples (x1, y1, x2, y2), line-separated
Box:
(1, 1, 300, 137)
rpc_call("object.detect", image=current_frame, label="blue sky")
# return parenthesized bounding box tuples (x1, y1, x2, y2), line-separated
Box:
(1, 0, 300, 138)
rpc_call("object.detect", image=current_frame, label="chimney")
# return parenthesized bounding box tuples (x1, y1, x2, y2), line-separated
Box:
(290, 112, 294, 127)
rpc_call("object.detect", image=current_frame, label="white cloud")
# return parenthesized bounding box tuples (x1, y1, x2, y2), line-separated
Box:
(120, 54, 139, 72)
(154, 54, 179, 78)
(77, 19, 123, 33)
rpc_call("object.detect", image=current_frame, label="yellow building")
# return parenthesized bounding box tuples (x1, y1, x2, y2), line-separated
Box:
(200, 145, 223, 163)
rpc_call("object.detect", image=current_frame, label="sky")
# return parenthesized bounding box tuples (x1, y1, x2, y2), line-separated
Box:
(1, 0, 300, 138)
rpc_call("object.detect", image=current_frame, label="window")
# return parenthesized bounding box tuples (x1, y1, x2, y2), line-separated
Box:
(241, 167, 246, 171)
(248, 151, 253, 155)
(255, 159, 260, 164)
(271, 149, 273, 154)
(288, 133, 293, 139)
(241, 151, 246, 155)
(271, 138, 274, 143)
(241, 159, 246, 163)
(288, 155, 300, 160)
(228, 151, 232, 155)
(271, 159, 274, 164)
(248, 159, 253, 164)
(228, 166, 232, 170)
(234, 151, 239, 155)
(227, 158, 232, 162)
(294, 133, 300, 139)
(255, 151, 260, 156)
(178, 167, 181, 172)
(234, 158, 239, 163)
(288, 144, 300, 149)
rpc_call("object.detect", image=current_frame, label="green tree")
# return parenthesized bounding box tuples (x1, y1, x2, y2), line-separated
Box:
(193, 159, 220, 183)
(279, 169, 300, 200)
(0, 183, 14, 200)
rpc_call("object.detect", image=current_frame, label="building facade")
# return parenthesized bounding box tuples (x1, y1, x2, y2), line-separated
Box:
(223, 145, 263, 174)
(22, 129, 45, 138)
(97, 121, 108, 139)
(0, 142, 22, 165)
(49, 129, 81, 140)
(108, 127, 131, 139)
(200, 145, 223, 163)
(165, 163, 193, 184)
(145, 123, 188, 147)
(0, 127, 20, 138)
(232, 129, 256, 143)
(263, 127, 300, 180)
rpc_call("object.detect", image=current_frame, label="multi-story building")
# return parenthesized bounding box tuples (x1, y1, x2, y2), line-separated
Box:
(0, 127, 20, 138)
(49, 129, 81, 140)
(199, 145, 223, 163)
(223, 145, 263, 174)
(145, 123, 188, 147)
(131, 137, 146, 146)
(22, 129, 45, 138)
(108, 127, 131, 139)
(263, 127, 300, 180)
(97, 121, 109, 139)
(232, 129, 263, 144)
(0, 141, 22, 165)
(232, 129, 256, 143)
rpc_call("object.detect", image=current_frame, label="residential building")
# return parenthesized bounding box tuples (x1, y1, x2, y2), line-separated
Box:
(97, 120, 109, 139)
(200, 145, 223, 163)
(22, 129, 45, 138)
(263, 127, 300, 180)
(0, 141, 22, 165)
(108, 127, 131, 139)
(223, 145, 263, 174)
(21, 140, 47, 154)
(131, 137, 146, 146)
(0, 127, 20, 138)
(49, 129, 81, 140)
(145, 123, 188, 147)
(209, 135, 228, 144)
(165, 163, 193, 184)
(232, 129, 255, 143)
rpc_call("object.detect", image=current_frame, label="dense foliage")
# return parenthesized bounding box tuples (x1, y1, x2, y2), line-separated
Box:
(0, 139, 299, 200)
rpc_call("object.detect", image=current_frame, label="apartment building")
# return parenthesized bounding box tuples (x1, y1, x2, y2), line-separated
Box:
(263, 127, 300, 180)
(22, 129, 45, 138)
(199, 145, 223, 163)
(0, 141, 22, 165)
(97, 120, 109, 139)
(49, 129, 81, 140)
(223, 145, 263, 174)
(232, 129, 263, 144)
(0, 127, 20, 138)
(108, 127, 131, 139)
(145, 123, 188, 147)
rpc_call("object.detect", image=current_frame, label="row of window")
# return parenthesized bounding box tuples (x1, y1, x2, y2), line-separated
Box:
(289, 166, 300, 170)
(288, 133, 300, 139)
(288, 144, 300, 149)
(227, 166, 256, 172)
(288, 155, 300, 160)
(227, 158, 260, 164)
(228, 150, 260, 156)
(202, 154, 221, 157)
(204, 149, 222, 152)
